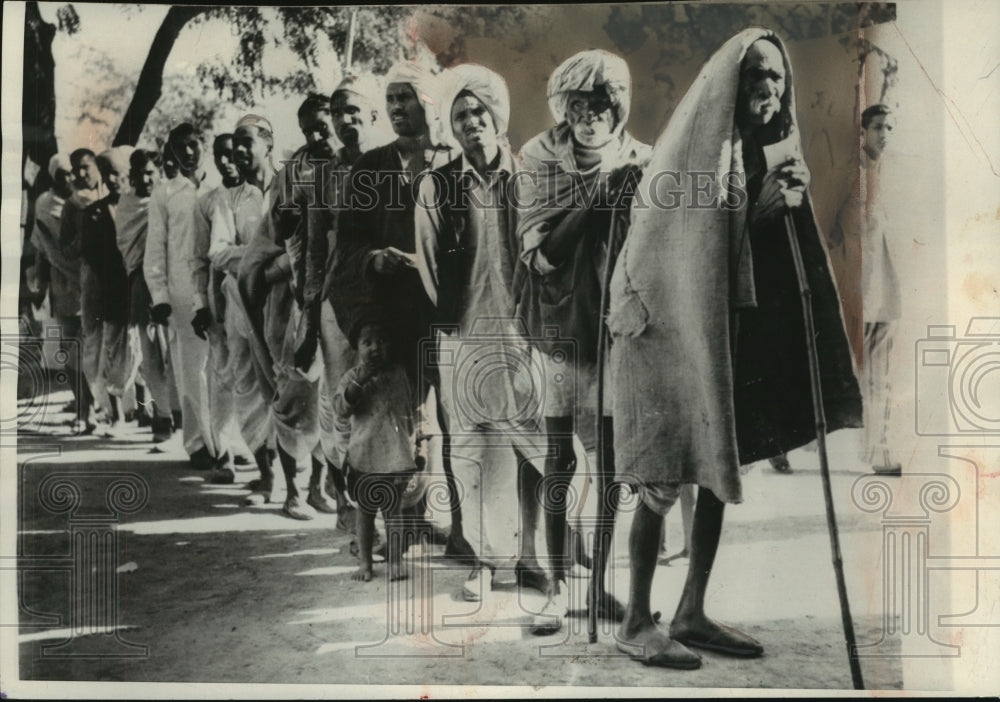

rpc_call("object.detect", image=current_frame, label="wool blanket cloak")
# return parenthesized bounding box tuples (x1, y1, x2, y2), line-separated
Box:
(608, 28, 862, 504)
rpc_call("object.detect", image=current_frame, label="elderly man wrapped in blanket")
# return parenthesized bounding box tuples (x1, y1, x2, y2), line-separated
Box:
(517, 49, 650, 629)
(415, 64, 552, 603)
(606, 28, 862, 669)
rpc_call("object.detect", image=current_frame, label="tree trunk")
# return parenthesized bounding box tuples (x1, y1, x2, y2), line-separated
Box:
(23, 1, 58, 193)
(111, 5, 206, 147)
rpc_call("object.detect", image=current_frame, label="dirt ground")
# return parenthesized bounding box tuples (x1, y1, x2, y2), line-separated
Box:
(13, 388, 903, 693)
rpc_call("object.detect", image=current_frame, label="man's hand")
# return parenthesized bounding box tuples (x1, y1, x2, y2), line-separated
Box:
(294, 333, 318, 373)
(371, 247, 414, 276)
(607, 163, 643, 206)
(191, 307, 212, 340)
(150, 302, 172, 326)
(751, 157, 811, 224)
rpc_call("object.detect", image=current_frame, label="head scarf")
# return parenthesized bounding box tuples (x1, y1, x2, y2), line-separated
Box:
(441, 63, 511, 140)
(547, 49, 632, 132)
(385, 60, 450, 148)
(47, 153, 71, 180)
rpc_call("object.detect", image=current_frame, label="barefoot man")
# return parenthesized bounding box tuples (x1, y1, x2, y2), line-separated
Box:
(607, 28, 862, 669)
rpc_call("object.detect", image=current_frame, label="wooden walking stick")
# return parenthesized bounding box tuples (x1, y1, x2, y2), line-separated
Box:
(590, 203, 623, 644)
(783, 209, 864, 690)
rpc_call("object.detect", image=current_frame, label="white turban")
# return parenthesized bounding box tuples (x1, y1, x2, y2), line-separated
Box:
(547, 49, 632, 130)
(47, 152, 71, 180)
(441, 63, 511, 138)
(385, 60, 450, 148)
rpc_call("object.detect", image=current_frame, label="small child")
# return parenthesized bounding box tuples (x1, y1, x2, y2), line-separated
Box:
(333, 315, 416, 582)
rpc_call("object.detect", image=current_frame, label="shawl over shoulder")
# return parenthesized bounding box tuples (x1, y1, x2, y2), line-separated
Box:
(608, 28, 862, 504)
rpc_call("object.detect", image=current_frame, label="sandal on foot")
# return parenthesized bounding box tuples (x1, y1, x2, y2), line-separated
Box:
(281, 496, 314, 521)
(209, 467, 236, 485)
(307, 488, 337, 514)
(529, 588, 568, 636)
(515, 562, 549, 593)
(670, 622, 763, 658)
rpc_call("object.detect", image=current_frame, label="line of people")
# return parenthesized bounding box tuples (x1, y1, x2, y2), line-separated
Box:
(27, 26, 867, 671)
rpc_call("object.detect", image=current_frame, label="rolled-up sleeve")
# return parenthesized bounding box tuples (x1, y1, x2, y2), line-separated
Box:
(143, 189, 171, 307)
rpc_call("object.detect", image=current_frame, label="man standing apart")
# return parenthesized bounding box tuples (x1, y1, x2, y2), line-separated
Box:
(607, 29, 862, 668)
(828, 104, 901, 475)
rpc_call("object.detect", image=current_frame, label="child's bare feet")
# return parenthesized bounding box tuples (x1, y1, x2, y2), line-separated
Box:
(351, 566, 373, 582)
(388, 561, 409, 581)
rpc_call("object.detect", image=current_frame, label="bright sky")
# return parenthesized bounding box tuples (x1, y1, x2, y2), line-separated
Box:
(39, 2, 327, 169)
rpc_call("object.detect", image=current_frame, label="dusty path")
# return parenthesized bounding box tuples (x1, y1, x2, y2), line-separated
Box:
(15, 391, 902, 691)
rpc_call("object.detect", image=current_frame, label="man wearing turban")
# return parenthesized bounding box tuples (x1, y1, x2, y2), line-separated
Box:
(327, 60, 459, 548)
(414, 63, 548, 603)
(607, 29, 862, 668)
(517, 49, 650, 632)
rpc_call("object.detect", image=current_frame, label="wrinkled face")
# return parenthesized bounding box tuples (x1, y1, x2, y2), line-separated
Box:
(132, 161, 160, 199)
(863, 113, 894, 159)
(73, 155, 100, 191)
(357, 324, 390, 369)
(451, 92, 498, 156)
(386, 82, 426, 138)
(53, 168, 73, 197)
(298, 108, 337, 159)
(565, 88, 616, 149)
(171, 133, 203, 174)
(737, 39, 786, 129)
(213, 137, 240, 183)
(234, 125, 270, 173)
(331, 91, 375, 149)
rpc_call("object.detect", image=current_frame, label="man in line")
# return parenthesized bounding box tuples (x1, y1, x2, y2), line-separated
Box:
(607, 29, 862, 668)
(517, 49, 650, 628)
(144, 123, 219, 471)
(190, 133, 255, 484)
(329, 61, 467, 554)
(415, 64, 550, 602)
(206, 119, 282, 495)
(80, 148, 139, 432)
(58, 149, 107, 433)
(33, 153, 90, 427)
(115, 148, 178, 442)
(292, 81, 386, 523)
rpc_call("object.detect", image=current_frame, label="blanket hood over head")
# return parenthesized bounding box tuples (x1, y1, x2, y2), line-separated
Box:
(608, 28, 862, 503)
